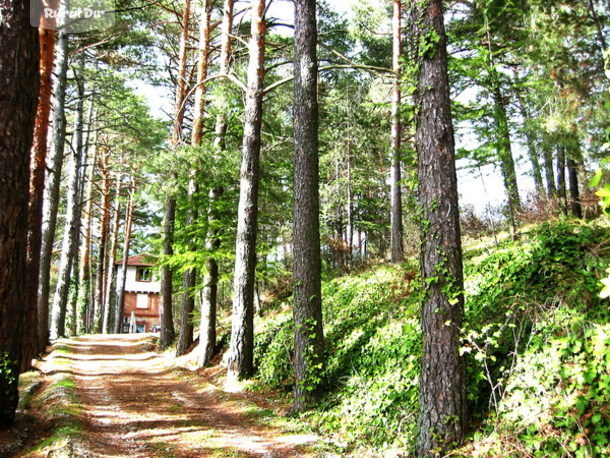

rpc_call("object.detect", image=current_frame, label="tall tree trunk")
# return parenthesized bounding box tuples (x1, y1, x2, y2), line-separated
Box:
(556, 145, 567, 214)
(0, 0, 39, 428)
(22, 26, 56, 371)
(567, 156, 582, 218)
(197, 0, 235, 366)
(346, 146, 353, 266)
(94, 148, 111, 333)
(38, 24, 69, 352)
(292, 0, 324, 412)
(491, 81, 520, 228)
(542, 144, 556, 197)
(176, 0, 202, 356)
(213, 0, 235, 150)
(191, 0, 218, 367)
(68, 260, 80, 335)
(160, 197, 176, 347)
(198, 255, 218, 363)
(390, 0, 404, 262)
(484, 19, 520, 226)
(176, 178, 197, 356)
(68, 102, 92, 336)
(50, 77, 85, 339)
(172, 0, 192, 147)
(79, 117, 97, 333)
(102, 183, 121, 333)
(198, 188, 221, 367)
(414, 1, 467, 454)
(161, 0, 191, 348)
(191, 0, 212, 146)
(227, 0, 266, 380)
(115, 184, 135, 333)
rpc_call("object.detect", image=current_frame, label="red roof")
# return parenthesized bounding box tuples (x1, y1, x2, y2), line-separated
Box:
(115, 254, 157, 267)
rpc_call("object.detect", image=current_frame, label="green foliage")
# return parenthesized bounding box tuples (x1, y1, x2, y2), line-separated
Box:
(590, 159, 610, 219)
(0, 351, 18, 418)
(254, 220, 610, 454)
(253, 316, 294, 387)
(348, 1, 392, 68)
(254, 264, 423, 449)
(460, 220, 610, 455)
(318, 74, 392, 260)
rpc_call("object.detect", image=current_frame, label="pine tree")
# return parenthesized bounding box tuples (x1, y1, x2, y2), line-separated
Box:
(292, 0, 324, 412)
(0, 0, 39, 428)
(227, 0, 267, 379)
(413, 0, 467, 454)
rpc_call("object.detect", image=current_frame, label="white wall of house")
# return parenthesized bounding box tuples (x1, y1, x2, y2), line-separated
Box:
(116, 265, 161, 293)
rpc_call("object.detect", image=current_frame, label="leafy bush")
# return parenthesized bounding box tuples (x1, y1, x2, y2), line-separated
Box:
(461, 220, 610, 455)
(253, 315, 294, 387)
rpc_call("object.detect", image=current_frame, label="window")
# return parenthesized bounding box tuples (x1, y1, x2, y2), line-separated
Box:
(136, 267, 152, 282)
(136, 293, 149, 309)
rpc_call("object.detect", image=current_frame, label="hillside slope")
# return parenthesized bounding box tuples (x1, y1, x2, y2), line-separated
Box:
(252, 219, 610, 456)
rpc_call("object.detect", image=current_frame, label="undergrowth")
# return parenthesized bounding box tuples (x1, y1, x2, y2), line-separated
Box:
(253, 219, 610, 456)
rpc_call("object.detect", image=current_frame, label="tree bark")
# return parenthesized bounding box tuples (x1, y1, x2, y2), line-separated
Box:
(176, 0, 209, 356)
(67, 102, 93, 336)
(50, 77, 85, 339)
(79, 117, 97, 333)
(542, 143, 556, 197)
(161, 0, 192, 348)
(556, 145, 567, 214)
(491, 81, 520, 228)
(102, 183, 121, 333)
(292, 0, 324, 412)
(213, 0, 235, 150)
(115, 184, 135, 333)
(160, 197, 176, 347)
(198, 0, 233, 364)
(172, 0, 192, 147)
(346, 146, 353, 266)
(227, 0, 266, 380)
(390, 0, 404, 262)
(567, 156, 582, 218)
(191, 0, 212, 146)
(22, 26, 56, 371)
(0, 0, 39, 428)
(198, 189, 220, 366)
(194, 0, 222, 368)
(177, 180, 197, 355)
(197, 0, 235, 366)
(93, 147, 111, 333)
(38, 24, 69, 352)
(484, 17, 520, 225)
(414, 1, 467, 454)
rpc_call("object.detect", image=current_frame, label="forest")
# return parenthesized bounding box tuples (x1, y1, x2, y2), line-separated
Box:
(0, 0, 609, 456)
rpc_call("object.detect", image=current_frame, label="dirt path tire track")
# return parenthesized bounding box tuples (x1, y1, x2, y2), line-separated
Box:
(58, 334, 319, 457)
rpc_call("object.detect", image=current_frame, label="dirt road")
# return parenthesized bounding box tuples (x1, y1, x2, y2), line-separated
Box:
(32, 334, 323, 457)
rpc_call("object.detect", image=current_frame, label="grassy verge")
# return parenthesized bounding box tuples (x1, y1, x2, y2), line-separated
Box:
(25, 340, 85, 456)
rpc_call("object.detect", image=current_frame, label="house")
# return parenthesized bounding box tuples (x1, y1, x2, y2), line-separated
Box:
(115, 254, 161, 333)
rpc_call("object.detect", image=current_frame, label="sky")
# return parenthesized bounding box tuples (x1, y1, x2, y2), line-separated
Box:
(131, 0, 534, 216)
